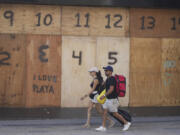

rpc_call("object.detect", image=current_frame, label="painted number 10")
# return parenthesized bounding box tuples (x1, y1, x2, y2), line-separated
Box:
(36, 13, 53, 26)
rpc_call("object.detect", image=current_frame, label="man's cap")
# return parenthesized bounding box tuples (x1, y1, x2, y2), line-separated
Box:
(88, 67, 99, 73)
(103, 66, 113, 72)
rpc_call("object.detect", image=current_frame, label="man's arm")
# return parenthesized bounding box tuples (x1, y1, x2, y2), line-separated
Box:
(100, 85, 114, 100)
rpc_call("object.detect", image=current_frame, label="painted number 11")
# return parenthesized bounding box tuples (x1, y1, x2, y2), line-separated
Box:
(75, 13, 90, 28)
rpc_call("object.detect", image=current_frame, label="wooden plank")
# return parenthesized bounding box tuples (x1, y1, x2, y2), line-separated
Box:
(62, 6, 129, 36)
(161, 39, 180, 106)
(96, 37, 130, 106)
(130, 8, 180, 38)
(61, 36, 96, 107)
(26, 35, 61, 108)
(0, 34, 26, 107)
(130, 38, 162, 106)
(0, 4, 61, 35)
(130, 38, 180, 107)
(130, 72, 162, 107)
(130, 38, 161, 73)
(0, 4, 24, 33)
(23, 5, 61, 35)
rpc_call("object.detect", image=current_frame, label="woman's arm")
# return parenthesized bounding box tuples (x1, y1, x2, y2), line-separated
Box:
(80, 79, 99, 100)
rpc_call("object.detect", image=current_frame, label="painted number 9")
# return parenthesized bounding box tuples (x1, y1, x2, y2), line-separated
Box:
(4, 10, 14, 26)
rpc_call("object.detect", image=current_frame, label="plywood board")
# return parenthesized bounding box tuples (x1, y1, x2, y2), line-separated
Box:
(26, 35, 61, 108)
(23, 5, 61, 35)
(61, 36, 96, 107)
(130, 8, 180, 38)
(130, 72, 162, 107)
(130, 38, 161, 73)
(161, 39, 180, 106)
(130, 38, 162, 107)
(0, 4, 61, 35)
(0, 34, 26, 107)
(62, 6, 129, 36)
(0, 4, 25, 33)
(96, 37, 130, 106)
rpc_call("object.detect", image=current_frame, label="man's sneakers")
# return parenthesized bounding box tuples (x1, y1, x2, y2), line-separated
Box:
(122, 122, 131, 131)
(95, 122, 131, 132)
(95, 126, 107, 132)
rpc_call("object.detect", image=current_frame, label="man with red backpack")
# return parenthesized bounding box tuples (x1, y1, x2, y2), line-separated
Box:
(95, 66, 131, 132)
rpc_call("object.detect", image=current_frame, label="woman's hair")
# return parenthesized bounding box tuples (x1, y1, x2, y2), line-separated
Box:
(96, 71, 103, 84)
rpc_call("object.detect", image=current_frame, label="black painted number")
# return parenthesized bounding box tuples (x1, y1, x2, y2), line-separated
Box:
(39, 45, 49, 63)
(140, 16, 155, 30)
(4, 10, 14, 26)
(0, 52, 11, 66)
(170, 17, 180, 30)
(108, 52, 118, 65)
(75, 13, 90, 28)
(72, 51, 82, 65)
(36, 13, 53, 26)
(105, 14, 123, 29)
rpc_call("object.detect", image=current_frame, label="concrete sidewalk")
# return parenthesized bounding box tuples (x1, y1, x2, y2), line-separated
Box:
(0, 116, 180, 135)
(0, 116, 180, 126)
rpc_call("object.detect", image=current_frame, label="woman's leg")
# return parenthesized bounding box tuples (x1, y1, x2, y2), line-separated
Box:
(83, 101, 94, 128)
(95, 103, 115, 128)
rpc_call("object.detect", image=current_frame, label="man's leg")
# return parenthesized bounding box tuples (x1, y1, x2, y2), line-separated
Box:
(95, 104, 115, 128)
(102, 109, 108, 127)
(112, 112, 131, 131)
(112, 112, 127, 124)
(109, 99, 131, 131)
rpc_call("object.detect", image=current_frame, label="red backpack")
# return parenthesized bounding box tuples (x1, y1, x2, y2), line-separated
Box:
(114, 74, 126, 97)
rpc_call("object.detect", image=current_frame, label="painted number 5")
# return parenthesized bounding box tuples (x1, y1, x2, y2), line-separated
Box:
(108, 52, 118, 65)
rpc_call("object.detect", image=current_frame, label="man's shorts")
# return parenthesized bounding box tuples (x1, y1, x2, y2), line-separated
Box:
(102, 98, 119, 112)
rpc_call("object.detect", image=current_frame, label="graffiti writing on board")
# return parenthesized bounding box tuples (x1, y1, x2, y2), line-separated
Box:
(33, 74, 57, 83)
(33, 84, 54, 94)
(163, 60, 176, 87)
(33, 74, 57, 94)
